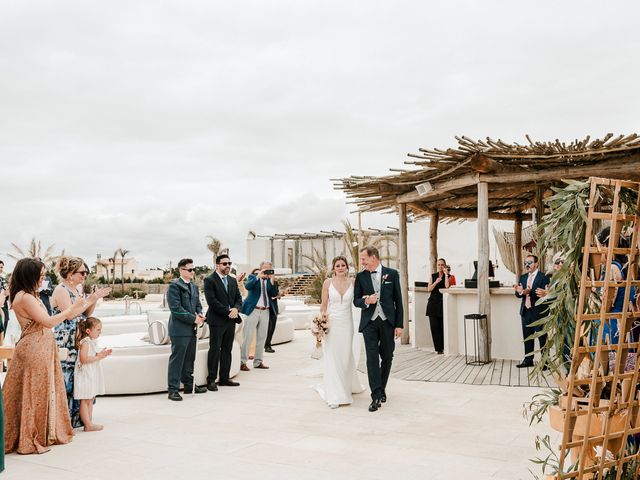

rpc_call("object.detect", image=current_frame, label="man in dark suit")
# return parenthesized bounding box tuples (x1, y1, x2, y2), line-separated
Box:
(353, 246, 404, 412)
(515, 254, 550, 368)
(204, 254, 243, 390)
(264, 281, 280, 353)
(167, 258, 206, 401)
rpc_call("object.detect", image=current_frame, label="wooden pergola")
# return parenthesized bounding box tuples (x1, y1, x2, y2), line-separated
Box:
(334, 133, 640, 356)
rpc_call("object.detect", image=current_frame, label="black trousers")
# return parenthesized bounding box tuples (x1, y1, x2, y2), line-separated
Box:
(265, 309, 277, 348)
(428, 315, 444, 353)
(521, 308, 547, 361)
(168, 335, 197, 392)
(362, 318, 396, 401)
(207, 321, 236, 384)
(2, 304, 9, 332)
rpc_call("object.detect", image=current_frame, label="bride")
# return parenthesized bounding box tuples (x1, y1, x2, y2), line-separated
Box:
(315, 256, 365, 409)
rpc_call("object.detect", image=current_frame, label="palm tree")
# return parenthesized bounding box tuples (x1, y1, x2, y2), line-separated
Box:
(118, 248, 130, 292)
(206, 236, 222, 264)
(8, 237, 62, 268)
(342, 219, 371, 270)
(97, 259, 111, 284)
(110, 249, 119, 291)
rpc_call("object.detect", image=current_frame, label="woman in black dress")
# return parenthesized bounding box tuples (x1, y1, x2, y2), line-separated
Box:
(426, 258, 450, 354)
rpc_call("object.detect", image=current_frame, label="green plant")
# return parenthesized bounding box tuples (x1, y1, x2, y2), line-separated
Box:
(529, 435, 577, 479)
(522, 389, 561, 426)
(302, 247, 329, 304)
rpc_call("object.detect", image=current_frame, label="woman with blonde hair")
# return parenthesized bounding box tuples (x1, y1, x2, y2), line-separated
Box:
(51, 256, 110, 428)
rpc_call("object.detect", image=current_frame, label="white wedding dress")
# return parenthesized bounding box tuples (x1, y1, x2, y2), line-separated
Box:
(314, 281, 365, 407)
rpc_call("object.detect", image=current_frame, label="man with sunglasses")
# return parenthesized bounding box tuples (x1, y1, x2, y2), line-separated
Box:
(514, 254, 550, 368)
(167, 258, 206, 401)
(203, 254, 242, 390)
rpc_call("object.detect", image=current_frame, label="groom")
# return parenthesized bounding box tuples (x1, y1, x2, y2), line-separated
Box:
(354, 246, 404, 412)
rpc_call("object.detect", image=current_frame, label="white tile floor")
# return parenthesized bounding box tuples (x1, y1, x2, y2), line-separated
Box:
(3, 332, 554, 479)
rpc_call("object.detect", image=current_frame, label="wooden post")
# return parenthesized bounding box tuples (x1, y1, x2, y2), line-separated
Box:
(398, 203, 410, 345)
(357, 211, 363, 270)
(514, 213, 523, 279)
(429, 211, 439, 274)
(535, 184, 546, 269)
(477, 182, 492, 362)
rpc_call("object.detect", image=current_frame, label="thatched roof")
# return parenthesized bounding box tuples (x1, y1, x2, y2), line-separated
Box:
(334, 133, 640, 221)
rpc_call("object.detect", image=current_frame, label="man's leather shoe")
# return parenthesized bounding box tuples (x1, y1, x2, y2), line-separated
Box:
(255, 363, 270, 369)
(516, 360, 534, 369)
(218, 380, 240, 387)
(206, 383, 218, 391)
(381, 392, 387, 403)
(185, 385, 207, 394)
(240, 363, 250, 372)
(168, 391, 183, 401)
(265, 346, 275, 353)
(368, 399, 381, 412)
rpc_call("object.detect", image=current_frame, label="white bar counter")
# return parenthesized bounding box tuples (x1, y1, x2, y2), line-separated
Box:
(411, 286, 523, 360)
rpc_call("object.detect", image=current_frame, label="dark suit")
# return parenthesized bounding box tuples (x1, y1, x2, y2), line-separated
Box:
(515, 270, 550, 362)
(204, 272, 243, 384)
(265, 282, 280, 349)
(167, 278, 203, 392)
(353, 266, 403, 401)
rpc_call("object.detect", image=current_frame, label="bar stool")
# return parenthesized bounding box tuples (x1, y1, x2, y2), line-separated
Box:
(464, 313, 490, 365)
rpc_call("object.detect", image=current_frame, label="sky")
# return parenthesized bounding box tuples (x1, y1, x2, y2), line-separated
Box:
(1, 1, 639, 270)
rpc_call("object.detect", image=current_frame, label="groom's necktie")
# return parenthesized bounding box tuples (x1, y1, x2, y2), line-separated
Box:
(222, 276, 228, 292)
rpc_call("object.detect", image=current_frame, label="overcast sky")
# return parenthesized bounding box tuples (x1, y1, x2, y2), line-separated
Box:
(2, 1, 639, 270)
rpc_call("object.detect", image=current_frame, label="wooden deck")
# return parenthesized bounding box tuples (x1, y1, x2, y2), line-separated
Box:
(358, 344, 555, 388)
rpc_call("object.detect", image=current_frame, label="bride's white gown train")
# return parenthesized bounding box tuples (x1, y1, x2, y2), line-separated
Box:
(314, 282, 365, 407)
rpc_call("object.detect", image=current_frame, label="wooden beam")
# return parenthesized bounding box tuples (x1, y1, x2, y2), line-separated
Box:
(478, 156, 640, 184)
(397, 173, 480, 203)
(412, 207, 533, 222)
(477, 181, 492, 362)
(469, 153, 503, 173)
(429, 212, 439, 274)
(398, 203, 410, 345)
(514, 214, 523, 279)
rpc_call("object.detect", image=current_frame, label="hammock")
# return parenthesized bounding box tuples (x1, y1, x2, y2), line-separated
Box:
(492, 224, 537, 274)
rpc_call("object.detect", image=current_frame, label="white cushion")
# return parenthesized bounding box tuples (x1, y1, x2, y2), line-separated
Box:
(148, 321, 169, 345)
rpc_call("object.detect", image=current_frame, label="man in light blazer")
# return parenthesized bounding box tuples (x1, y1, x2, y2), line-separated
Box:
(204, 254, 243, 390)
(240, 261, 278, 371)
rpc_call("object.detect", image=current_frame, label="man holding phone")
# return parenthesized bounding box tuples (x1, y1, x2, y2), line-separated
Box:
(240, 261, 278, 371)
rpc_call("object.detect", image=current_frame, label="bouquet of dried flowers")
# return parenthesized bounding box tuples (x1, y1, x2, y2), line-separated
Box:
(310, 312, 330, 359)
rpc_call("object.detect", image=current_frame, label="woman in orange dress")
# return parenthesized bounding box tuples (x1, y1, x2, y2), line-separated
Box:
(3, 258, 95, 454)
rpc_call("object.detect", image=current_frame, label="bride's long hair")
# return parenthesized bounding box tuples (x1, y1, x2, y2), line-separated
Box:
(331, 256, 349, 277)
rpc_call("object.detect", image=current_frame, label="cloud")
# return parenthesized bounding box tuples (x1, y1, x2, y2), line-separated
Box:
(1, 1, 639, 270)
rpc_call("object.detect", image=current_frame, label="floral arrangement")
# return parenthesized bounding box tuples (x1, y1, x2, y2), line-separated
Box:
(310, 312, 330, 359)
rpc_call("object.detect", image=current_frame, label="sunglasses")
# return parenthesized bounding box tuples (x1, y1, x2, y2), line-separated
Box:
(219, 262, 232, 266)
(554, 260, 564, 265)
(76, 271, 88, 276)
(181, 268, 196, 272)
(524, 261, 534, 266)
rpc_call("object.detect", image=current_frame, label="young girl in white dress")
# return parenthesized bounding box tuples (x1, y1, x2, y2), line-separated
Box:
(315, 256, 365, 409)
(74, 317, 112, 431)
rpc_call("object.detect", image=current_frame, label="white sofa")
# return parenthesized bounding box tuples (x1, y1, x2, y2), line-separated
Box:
(271, 315, 295, 345)
(97, 311, 242, 395)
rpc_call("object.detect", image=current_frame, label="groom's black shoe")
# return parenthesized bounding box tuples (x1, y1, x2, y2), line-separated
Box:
(368, 399, 381, 412)
(381, 392, 387, 403)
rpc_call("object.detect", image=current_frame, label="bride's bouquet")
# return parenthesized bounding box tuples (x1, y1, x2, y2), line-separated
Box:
(310, 312, 330, 359)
